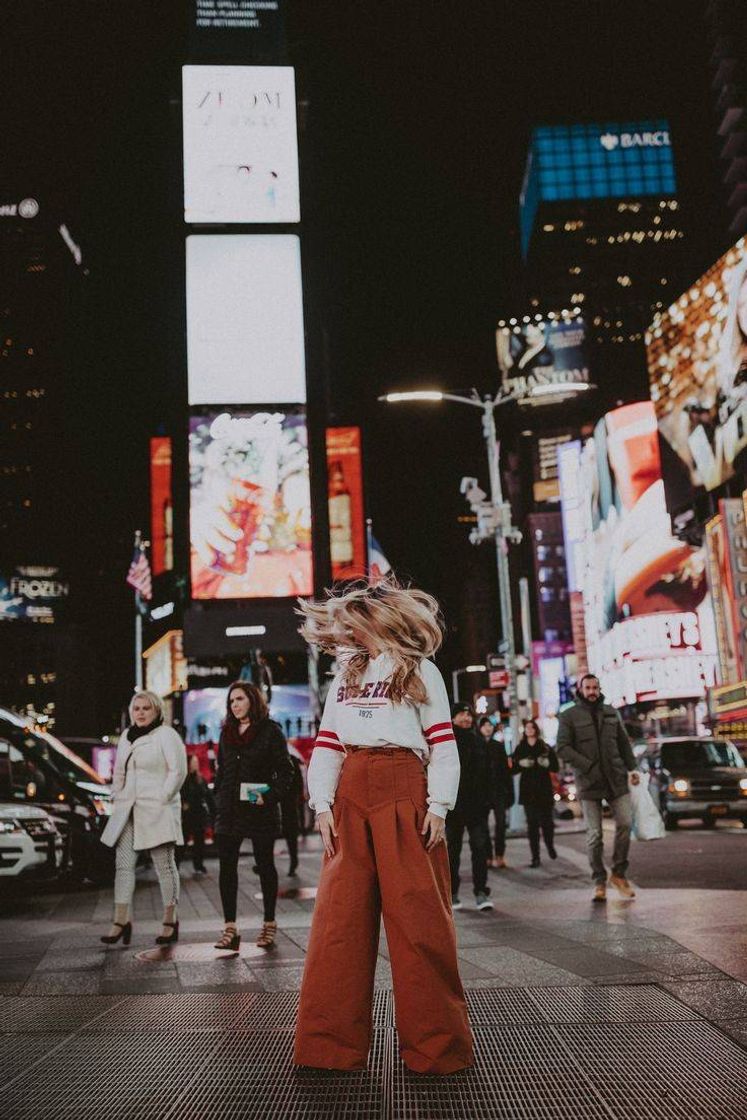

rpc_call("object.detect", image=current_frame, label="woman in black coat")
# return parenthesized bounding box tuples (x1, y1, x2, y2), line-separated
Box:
(213, 681, 294, 951)
(514, 719, 559, 868)
(478, 717, 514, 869)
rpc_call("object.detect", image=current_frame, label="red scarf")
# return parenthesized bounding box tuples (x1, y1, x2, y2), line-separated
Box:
(223, 719, 262, 747)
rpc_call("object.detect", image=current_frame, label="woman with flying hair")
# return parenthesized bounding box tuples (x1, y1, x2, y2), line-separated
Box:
(293, 579, 473, 1075)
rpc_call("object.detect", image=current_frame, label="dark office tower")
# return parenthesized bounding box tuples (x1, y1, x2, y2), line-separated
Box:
(705, 0, 747, 238)
(519, 120, 690, 405)
(0, 190, 91, 730)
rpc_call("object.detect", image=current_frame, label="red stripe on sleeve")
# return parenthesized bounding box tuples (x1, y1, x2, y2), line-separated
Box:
(314, 739, 345, 754)
(428, 733, 457, 748)
(317, 728, 341, 742)
(424, 721, 452, 737)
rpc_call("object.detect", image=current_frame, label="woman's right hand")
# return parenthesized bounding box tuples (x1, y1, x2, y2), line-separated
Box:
(316, 810, 337, 857)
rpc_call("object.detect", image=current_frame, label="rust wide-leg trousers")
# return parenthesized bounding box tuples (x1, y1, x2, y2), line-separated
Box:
(293, 748, 474, 1074)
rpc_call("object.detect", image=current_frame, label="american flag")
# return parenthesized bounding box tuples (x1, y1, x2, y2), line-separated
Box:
(126, 545, 153, 601)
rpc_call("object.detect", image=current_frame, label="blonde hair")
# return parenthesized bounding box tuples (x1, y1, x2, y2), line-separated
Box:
(128, 690, 166, 724)
(297, 577, 443, 704)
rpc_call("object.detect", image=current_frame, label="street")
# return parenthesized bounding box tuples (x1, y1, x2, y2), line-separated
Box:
(1, 824, 746, 1120)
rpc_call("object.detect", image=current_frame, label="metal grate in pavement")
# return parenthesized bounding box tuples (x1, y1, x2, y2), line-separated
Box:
(465, 988, 548, 1024)
(85, 992, 260, 1032)
(525, 983, 702, 1023)
(0, 1035, 63, 1088)
(388, 1026, 613, 1120)
(2, 1031, 220, 1120)
(163, 1028, 387, 1120)
(0, 995, 122, 1033)
(373, 989, 393, 1028)
(555, 1020, 747, 1119)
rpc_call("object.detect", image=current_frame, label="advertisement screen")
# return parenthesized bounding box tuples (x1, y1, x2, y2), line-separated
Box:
(0, 566, 69, 624)
(183, 65, 300, 224)
(186, 234, 306, 406)
(326, 427, 366, 581)
(143, 630, 188, 698)
(495, 314, 589, 401)
(150, 437, 173, 576)
(184, 683, 314, 745)
(189, 408, 312, 600)
(647, 236, 747, 507)
(190, 0, 286, 62)
(570, 402, 717, 706)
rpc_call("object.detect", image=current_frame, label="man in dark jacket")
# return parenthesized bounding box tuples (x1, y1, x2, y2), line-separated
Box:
(445, 703, 494, 912)
(556, 673, 640, 902)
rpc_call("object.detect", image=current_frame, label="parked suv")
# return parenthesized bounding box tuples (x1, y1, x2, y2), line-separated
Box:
(0, 802, 63, 877)
(0, 707, 114, 882)
(638, 737, 747, 829)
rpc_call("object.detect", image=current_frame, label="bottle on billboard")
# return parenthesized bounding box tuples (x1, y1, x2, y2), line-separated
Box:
(328, 459, 354, 568)
(163, 497, 174, 571)
(214, 478, 265, 575)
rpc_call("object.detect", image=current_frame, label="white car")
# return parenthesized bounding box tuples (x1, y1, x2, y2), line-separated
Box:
(0, 803, 63, 877)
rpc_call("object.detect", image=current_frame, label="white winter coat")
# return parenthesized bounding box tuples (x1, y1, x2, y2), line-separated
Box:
(101, 724, 188, 851)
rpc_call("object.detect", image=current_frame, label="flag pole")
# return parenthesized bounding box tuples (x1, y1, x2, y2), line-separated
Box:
(134, 530, 144, 689)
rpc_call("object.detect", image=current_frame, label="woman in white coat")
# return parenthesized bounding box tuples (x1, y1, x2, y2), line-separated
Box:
(101, 691, 188, 945)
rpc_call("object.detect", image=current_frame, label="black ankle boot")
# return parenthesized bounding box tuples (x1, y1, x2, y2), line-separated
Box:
(155, 921, 179, 945)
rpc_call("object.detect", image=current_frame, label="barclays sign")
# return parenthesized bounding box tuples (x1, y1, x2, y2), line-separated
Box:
(600, 130, 670, 151)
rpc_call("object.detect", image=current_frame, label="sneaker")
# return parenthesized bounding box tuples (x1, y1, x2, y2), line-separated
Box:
(194, 866, 207, 876)
(475, 893, 494, 911)
(547, 846, 557, 860)
(609, 874, 636, 898)
(451, 896, 463, 911)
(593, 884, 607, 903)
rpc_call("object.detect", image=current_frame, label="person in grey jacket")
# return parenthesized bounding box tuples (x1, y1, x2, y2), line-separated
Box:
(556, 674, 640, 902)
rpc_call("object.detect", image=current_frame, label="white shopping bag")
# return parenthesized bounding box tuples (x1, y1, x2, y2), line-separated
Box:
(630, 772, 666, 841)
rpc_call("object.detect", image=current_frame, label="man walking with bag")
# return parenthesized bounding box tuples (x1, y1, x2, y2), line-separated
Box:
(556, 674, 640, 902)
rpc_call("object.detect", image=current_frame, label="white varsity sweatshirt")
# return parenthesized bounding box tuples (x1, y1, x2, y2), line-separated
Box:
(307, 653, 460, 819)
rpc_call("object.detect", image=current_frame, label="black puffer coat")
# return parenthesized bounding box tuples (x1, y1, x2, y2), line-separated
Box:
(513, 738, 558, 811)
(556, 697, 636, 801)
(214, 718, 295, 839)
(452, 725, 493, 818)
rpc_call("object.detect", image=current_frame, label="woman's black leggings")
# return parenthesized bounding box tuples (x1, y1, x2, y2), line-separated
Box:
(217, 834, 278, 922)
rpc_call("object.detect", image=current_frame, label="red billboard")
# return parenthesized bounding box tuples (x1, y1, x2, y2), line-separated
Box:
(326, 427, 366, 581)
(150, 437, 173, 576)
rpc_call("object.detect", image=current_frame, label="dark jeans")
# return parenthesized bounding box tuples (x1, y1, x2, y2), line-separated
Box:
(183, 812, 206, 871)
(490, 796, 510, 858)
(524, 805, 555, 861)
(581, 794, 632, 884)
(217, 833, 278, 922)
(446, 811, 490, 897)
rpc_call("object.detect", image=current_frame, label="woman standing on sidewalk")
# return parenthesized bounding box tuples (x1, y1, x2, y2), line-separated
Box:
(294, 579, 473, 1075)
(212, 682, 294, 952)
(100, 691, 188, 945)
(514, 719, 559, 868)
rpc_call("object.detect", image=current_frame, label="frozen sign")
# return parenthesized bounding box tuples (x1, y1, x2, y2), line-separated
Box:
(183, 65, 300, 224)
(0, 566, 69, 623)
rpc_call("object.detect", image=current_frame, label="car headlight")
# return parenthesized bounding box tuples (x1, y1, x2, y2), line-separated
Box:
(670, 778, 690, 794)
(0, 820, 22, 834)
(739, 778, 747, 793)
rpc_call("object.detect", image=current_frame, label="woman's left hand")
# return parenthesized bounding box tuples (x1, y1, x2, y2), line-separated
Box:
(421, 811, 445, 851)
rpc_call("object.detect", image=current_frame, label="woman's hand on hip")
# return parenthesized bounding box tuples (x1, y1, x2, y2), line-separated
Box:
(316, 810, 337, 857)
(421, 811, 445, 851)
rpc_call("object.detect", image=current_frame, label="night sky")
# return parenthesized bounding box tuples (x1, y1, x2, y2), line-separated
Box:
(4, 1, 725, 723)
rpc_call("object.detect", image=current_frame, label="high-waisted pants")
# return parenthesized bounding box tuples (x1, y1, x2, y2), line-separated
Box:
(293, 748, 474, 1074)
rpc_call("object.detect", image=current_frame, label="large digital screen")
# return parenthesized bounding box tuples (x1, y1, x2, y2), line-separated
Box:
(150, 437, 173, 576)
(495, 314, 589, 401)
(189, 0, 286, 63)
(183, 65, 300, 224)
(189, 407, 312, 600)
(186, 234, 306, 405)
(0, 566, 69, 624)
(521, 119, 676, 255)
(326, 427, 366, 581)
(567, 402, 717, 706)
(647, 236, 747, 507)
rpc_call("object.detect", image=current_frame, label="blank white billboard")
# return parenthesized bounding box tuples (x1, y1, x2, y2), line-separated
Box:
(186, 234, 306, 405)
(183, 65, 300, 224)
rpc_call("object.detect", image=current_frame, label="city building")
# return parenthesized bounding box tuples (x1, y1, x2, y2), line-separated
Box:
(519, 119, 687, 405)
(706, 0, 747, 239)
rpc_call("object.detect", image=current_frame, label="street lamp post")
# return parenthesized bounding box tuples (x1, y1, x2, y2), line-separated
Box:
(379, 389, 523, 748)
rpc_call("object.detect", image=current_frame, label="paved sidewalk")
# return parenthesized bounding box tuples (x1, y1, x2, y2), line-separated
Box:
(1, 829, 746, 1118)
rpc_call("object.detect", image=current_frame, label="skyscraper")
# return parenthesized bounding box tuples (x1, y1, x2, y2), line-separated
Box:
(706, 0, 747, 239)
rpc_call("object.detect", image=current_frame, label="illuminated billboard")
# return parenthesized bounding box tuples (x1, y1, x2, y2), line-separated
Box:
(150, 437, 173, 576)
(189, 408, 312, 600)
(567, 402, 717, 706)
(186, 234, 306, 406)
(647, 236, 747, 507)
(183, 66, 300, 224)
(326, 427, 366, 581)
(0, 567, 69, 624)
(521, 119, 676, 255)
(495, 312, 589, 402)
(189, 1, 286, 62)
(144, 630, 188, 697)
